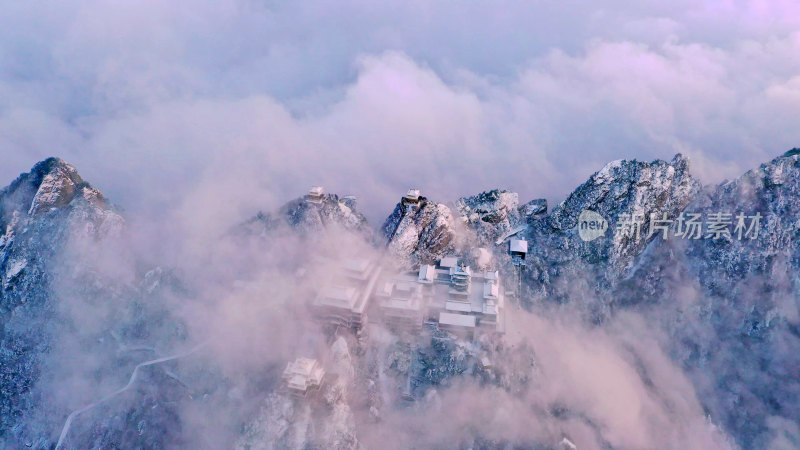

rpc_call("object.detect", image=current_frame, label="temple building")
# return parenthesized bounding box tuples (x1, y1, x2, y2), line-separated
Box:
(449, 263, 472, 295)
(375, 278, 425, 331)
(311, 258, 382, 331)
(404, 188, 420, 202)
(509, 239, 528, 266)
(306, 186, 325, 204)
(421, 256, 506, 337)
(402, 188, 422, 212)
(417, 264, 436, 284)
(310, 254, 503, 339)
(438, 312, 476, 339)
(439, 256, 458, 271)
(282, 357, 325, 395)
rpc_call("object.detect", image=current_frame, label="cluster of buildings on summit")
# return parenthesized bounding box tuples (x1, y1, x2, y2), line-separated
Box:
(283, 186, 529, 394)
(303, 186, 528, 340)
(376, 256, 506, 338)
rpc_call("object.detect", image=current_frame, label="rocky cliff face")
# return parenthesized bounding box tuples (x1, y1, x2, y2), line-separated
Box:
(450, 151, 800, 448)
(515, 154, 701, 306)
(619, 150, 800, 447)
(0, 159, 187, 448)
(456, 190, 522, 245)
(455, 189, 548, 253)
(381, 196, 456, 266)
(684, 149, 800, 290)
(0, 159, 123, 443)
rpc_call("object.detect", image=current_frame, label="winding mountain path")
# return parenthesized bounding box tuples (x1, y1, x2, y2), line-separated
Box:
(55, 342, 207, 449)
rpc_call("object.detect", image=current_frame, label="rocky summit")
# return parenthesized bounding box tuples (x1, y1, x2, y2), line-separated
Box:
(381, 194, 457, 266)
(238, 189, 372, 241)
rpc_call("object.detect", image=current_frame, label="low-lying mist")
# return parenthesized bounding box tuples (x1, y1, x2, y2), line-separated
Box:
(37, 194, 744, 449)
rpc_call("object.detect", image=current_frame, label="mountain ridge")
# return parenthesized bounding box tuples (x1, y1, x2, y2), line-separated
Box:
(2, 149, 799, 448)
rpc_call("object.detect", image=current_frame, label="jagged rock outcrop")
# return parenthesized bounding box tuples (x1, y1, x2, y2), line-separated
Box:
(455, 190, 549, 255)
(517, 154, 701, 306)
(520, 198, 547, 220)
(618, 150, 800, 448)
(624, 150, 800, 301)
(0, 158, 122, 238)
(456, 190, 524, 246)
(382, 196, 456, 266)
(1, 158, 100, 217)
(685, 149, 800, 290)
(239, 193, 371, 240)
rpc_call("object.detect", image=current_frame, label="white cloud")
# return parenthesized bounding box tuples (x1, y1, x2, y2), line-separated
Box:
(0, 0, 798, 232)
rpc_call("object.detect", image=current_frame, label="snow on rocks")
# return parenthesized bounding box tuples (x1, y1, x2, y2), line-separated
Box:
(382, 196, 456, 267)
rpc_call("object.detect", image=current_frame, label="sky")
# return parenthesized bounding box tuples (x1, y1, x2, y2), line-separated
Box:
(1, 0, 799, 227)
